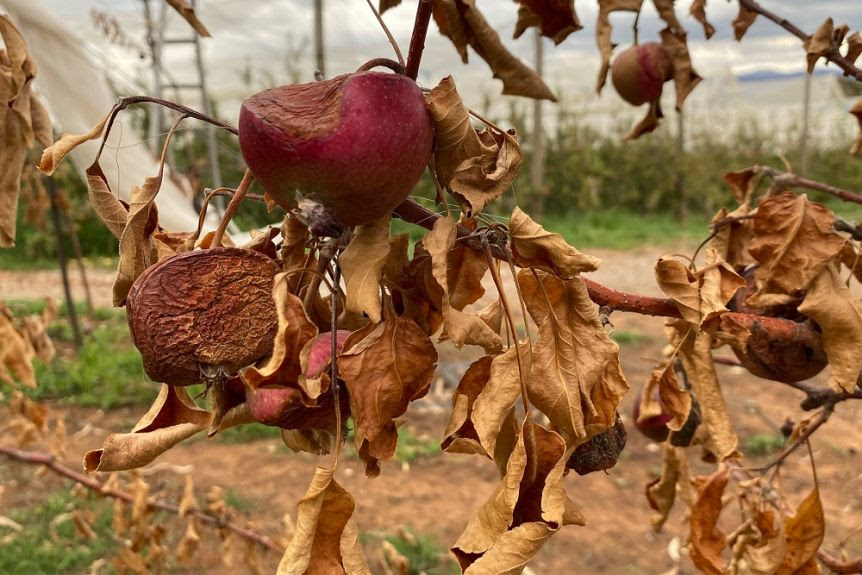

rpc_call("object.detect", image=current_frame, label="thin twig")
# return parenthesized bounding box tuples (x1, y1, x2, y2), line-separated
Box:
(0, 444, 284, 554)
(737, 0, 862, 81)
(817, 550, 862, 574)
(756, 165, 862, 205)
(211, 169, 253, 247)
(759, 405, 833, 472)
(364, 0, 405, 66)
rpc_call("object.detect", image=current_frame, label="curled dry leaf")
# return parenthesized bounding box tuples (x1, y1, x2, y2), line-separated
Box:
(645, 443, 690, 531)
(641, 362, 691, 433)
(518, 270, 629, 444)
(378, 0, 402, 14)
(165, 0, 211, 37)
(38, 113, 109, 176)
(0, 15, 49, 248)
(850, 99, 862, 156)
(277, 467, 370, 575)
(0, 306, 36, 388)
(595, 0, 645, 93)
(655, 249, 744, 327)
(804, 18, 838, 74)
(660, 27, 702, 111)
(797, 264, 862, 393)
(709, 204, 755, 270)
(441, 355, 492, 455)
(425, 77, 522, 217)
(669, 322, 738, 460)
(509, 206, 601, 279)
(652, 0, 683, 34)
(747, 193, 846, 308)
(689, 0, 715, 39)
(83, 384, 253, 472)
(338, 303, 437, 473)
(452, 421, 584, 573)
(513, 0, 582, 45)
(624, 100, 663, 141)
(732, 2, 758, 41)
(846, 32, 862, 63)
(689, 466, 730, 575)
(775, 487, 824, 575)
(423, 216, 502, 353)
(723, 167, 761, 205)
(432, 0, 556, 101)
(175, 519, 201, 565)
(471, 340, 531, 458)
(339, 215, 391, 323)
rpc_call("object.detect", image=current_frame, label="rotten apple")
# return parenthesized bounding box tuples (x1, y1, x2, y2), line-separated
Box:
(238, 70, 433, 229)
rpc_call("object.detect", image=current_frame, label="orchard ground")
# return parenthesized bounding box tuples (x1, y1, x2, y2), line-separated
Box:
(1, 242, 861, 574)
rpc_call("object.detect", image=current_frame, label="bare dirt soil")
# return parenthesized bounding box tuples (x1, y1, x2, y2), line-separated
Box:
(2, 244, 861, 574)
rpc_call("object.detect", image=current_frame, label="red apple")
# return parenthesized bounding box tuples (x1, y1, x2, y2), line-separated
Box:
(611, 43, 672, 106)
(238, 71, 433, 228)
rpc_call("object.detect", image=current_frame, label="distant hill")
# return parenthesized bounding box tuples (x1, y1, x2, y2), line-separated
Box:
(737, 68, 840, 83)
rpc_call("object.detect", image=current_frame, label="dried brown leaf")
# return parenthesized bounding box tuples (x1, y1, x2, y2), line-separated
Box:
(38, 113, 109, 176)
(733, 3, 758, 40)
(512, 1, 582, 44)
(340, 215, 390, 323)
(426, 77, 522, 217)
(660, 27, 702, 111)
(338, 304, 437, 470)
(710, 204, 754, 270)
(672, 323, 738, 460)
(653, 0, 683, 33)
(850, 99, 862, 156)
(471, 340, 530, 457)
(641, 362, 691, 432)
(690, 466, 730, 575)
(748, 193, 846, 307)
(83, 385, 251, 472)
(690, 0, 715, 39)
(645, 443, 687, 530)
(175, 519, 201, 565)
(452, 421, 583, 572)
(510, 206, 601, 278)
(448, 241, 488, 311)
(378, 0, 402, 14)
(776, 487, 824, 575)
(724, 167, 762, 205)
(805, 19, 835, 74)
(595, 0, 645, 93)
(441, 355, 492, 455)
(423, 216, 502, 353)
(797, 264, 862, 393)
(0, 309, 36, 388)
(518, 270, 629, 443)
(624, 100, 662, 141)
(276, 467, 370, 575)
(242, 273, 319, 394)
(433, 0, 556, 101)
(165, 0, 211, 37)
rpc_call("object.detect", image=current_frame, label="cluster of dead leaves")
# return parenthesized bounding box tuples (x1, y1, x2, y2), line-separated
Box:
(0, 15, 53, 248)
(0, 299, 55, 389)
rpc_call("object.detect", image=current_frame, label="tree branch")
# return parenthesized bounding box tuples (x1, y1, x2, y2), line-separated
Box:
(0, 444, 285, 555)
(757, 165, 862, 205)
(818, 549, 862, 574)
(405, 0, 434, 80)
(737, 0, 862, 82)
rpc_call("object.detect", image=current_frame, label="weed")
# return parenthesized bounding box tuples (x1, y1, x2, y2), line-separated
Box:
(743, 433, 786, 457)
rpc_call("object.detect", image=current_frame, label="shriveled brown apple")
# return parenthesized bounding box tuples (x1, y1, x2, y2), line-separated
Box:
(238, 70, 432, 229)
(126, 247, 280, 386)
(566, 415, 627, 475)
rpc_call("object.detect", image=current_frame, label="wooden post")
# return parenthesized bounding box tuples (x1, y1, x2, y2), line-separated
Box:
(314, 0, 325, 77)
(530, 29, 546, 218)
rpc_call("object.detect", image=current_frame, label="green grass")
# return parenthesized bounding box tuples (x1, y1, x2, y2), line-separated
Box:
(610, 330, 648, 345)
(363, 527, 457, 575)
(395, 427, 440, 463)
(212, 422, 281, 444)
(8, 303, 155, 410)
(743, 433, 786, 457)
(0, 492, 117, 574)
(541, 208, 706, 251)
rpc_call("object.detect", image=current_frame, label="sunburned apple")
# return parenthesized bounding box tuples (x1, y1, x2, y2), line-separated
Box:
(238, 69, 433, 230)
(611, 43, 672, 106)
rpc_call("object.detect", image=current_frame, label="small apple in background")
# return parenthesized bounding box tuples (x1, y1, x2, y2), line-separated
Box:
(632, 383, 672, 442)
(611, 43, 672, 107)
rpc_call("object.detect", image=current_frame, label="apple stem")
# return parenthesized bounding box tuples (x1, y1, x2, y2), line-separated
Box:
(356, 57, 406, 75)
(405, 0, 434, 80)
(211, 169, 254, 248)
